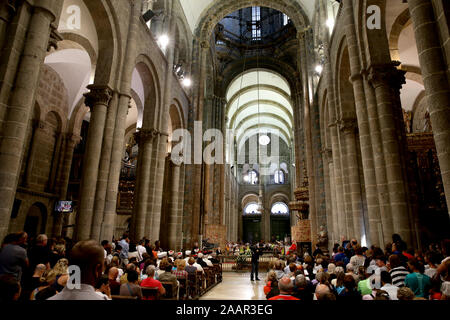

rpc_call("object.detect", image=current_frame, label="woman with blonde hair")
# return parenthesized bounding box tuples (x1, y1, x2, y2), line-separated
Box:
(173, 259, 188, 279)
(47, 258, 69, 292)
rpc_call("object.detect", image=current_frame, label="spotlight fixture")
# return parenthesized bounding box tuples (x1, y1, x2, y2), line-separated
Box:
(143, 10, 155, 22)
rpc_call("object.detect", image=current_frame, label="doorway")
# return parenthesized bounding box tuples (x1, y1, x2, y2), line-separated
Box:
(24, 203, 47, 238)
(243, 217, 261, 244)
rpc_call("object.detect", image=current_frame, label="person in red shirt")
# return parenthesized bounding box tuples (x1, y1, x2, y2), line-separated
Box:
(287, 241, 297, 256)
(140, 265, 165, 300)
(268, 276, 300, 300)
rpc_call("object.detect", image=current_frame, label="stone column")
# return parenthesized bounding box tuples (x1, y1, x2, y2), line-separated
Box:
(130, 128, 156, 241)
(58, 134, 82, 198)
(298, 30, 318, 243)
(408, 0, 450, 213)
(368, 64, 412, 244)
(24, 120, 45, 187)
(0, 0, 17, 60)
(340, 119, 364, 242)
(176, 164, 185, 248)
(362, 78, 393, 246)
(48, 129, 64, 193)
(101, 93, 132, 242)
(52, 134, 81, 237)
(0, 2, 58, 241)
(167, 162, 181, 250)
(90, 91, 119, 241)
(99, 0, 141, 242)
(75, 85, 113, 241)
(327, 154, 339, 244)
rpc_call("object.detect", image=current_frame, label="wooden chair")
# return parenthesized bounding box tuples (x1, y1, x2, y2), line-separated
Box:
(197, 271, 206, 296)
(187, 273, 199, 299)
(213, 264, 223, 283)
(140, 287, 160, 300)
(178, 278, 187, 300)
(111, 295, 138, 300)
(160, 281, 178, 300)
(204, 267, 214, 288)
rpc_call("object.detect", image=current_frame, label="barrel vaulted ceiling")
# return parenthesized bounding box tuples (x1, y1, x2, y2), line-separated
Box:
(179, 0, 316, 34)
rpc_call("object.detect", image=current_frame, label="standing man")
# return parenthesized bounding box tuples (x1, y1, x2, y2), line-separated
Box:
(250, 241, 263, 281)
(118, 234, 130, 266)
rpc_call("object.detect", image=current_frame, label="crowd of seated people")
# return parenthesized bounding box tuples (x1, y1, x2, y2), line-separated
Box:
(0, 233, 222, 301)
(262, 235, 450, 301)
(0, 231, 449, 301)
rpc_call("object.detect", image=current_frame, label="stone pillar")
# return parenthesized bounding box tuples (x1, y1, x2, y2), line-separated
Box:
(362, 77, 393, 246)
(24, 120, 45, 187)
(322, 148, 336, 244)
(167, 162, 181, 250)
(58, 134, 81, 198)
(339, 133, 354, 239)
(101, 93, 132, 242)
(298, 30, 318, 242)
(177, 164, 185, 248)
(149, 133, 169, 241)
(340, 119, 364, 241)
(100, 0, 141, 242)
(408, 0, 450, 213)
(368, 64, 412, 245)
(0, 2, 58, 241)
(130, 129, 156, 241)
(48, 129, 64, 193)
(52, 134, 81, 237)
(75, 85, 113, 241)
(90, 91, 119, 241)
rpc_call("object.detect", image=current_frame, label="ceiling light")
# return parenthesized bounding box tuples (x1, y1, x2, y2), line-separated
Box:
(158, 34, 169, 50)
(182, 78, 192, 87)
(259, 134, 270, 146)
(315, 65, 323, 74)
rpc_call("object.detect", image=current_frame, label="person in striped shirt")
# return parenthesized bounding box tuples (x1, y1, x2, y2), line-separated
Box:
(389, 254, 409, 287)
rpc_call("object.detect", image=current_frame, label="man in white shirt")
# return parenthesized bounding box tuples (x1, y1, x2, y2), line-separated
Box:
(136, 240, 147, 261)
(380, 271, 398, 300)
(199, 253, 213, 267)
(48, 240, 109, 300)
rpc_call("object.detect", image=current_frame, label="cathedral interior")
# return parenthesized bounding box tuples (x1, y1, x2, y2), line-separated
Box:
(1, 0, 449, 252)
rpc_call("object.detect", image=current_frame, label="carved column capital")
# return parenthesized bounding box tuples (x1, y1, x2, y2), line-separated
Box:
(321, 148, 333, 162)
(67, 134, 82, 146)
(47, 28, 63, 52)
(200, 41, 209, 49)
(134, 128, 158, 145)
(366, 61, 406, 91)
(83, 85, 113, 109)
(35, 120, 46, 130)
(339, 118, 358, 134)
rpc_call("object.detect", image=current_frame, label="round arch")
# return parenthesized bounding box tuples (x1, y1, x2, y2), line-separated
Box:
(134, 55, 161, 130)
(194, 0, 309, 40)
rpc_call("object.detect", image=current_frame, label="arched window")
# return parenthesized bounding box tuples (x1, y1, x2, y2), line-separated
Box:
(274, 170, 285, 184)
(244, 202, 261, 215)
(271, 202, 289, 215)
(243, 170, 258, 185)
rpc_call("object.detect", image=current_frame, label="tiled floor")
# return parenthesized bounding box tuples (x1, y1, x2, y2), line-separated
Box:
(200, 272, 267, 300)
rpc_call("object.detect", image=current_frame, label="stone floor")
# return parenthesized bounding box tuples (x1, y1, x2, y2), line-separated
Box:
(200, 272, 268, 300)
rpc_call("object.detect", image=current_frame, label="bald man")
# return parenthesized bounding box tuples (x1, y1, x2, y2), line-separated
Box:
(48, 240, 109, 300)
(268, 276, 300, 300)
